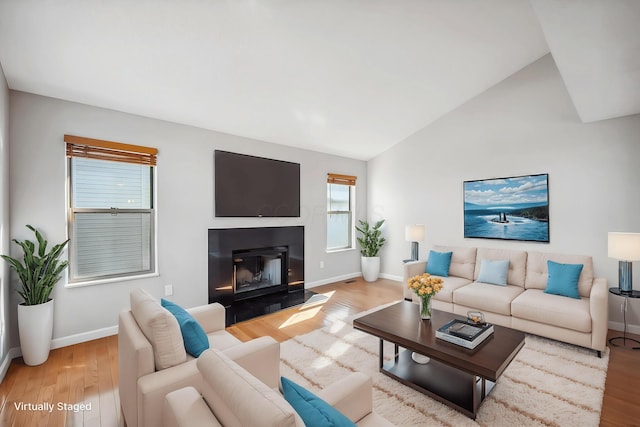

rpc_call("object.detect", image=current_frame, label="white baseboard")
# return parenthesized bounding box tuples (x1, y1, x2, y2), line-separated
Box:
(306, 272, 362, 289)
(307, 272, 403, 289)
(0, 347, 21, 382)
(379, 273, 402, 282)
(51, 325, 118, 349)
(608, 321, 640, 335)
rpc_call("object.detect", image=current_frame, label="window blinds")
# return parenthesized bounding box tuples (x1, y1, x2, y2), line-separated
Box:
(65, 134, 158, 166)
(327, 173, 357, 186)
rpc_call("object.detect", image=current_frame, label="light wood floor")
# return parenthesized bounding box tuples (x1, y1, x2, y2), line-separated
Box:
(0, 278, 638, 426)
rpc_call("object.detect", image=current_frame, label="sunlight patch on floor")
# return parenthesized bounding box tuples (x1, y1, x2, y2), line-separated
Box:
(279, 306, 322, 329)
(325, 340, 352, 359)
(299, 290, 334, 310)
(278, 290, 335, 329)
(328, 319, 348, 334)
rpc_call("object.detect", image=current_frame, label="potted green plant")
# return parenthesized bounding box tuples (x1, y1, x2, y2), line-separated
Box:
(356, 219, 386, 282)
(1, 225, 69, 365)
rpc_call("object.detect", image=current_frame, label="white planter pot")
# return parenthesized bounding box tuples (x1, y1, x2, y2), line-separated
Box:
(18, 299, 54, 366)
(361, 256, 381, 282)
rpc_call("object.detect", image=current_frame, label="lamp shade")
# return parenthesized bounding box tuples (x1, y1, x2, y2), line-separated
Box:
(608, 232, 640, 261)
(405, 224, 425, 242)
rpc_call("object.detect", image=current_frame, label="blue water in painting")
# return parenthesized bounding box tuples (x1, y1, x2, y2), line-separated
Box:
(464, 211, 549, 242)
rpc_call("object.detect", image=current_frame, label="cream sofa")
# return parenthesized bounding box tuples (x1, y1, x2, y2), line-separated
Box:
(164, 348, 395, 427)
(118, 289, 280, 427)
(403, 246, 608, 356)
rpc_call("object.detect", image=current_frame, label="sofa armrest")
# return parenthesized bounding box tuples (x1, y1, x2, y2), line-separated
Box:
(164, 386, 222, 427)
(137, 360, 205, 427)
(403, 260, 427, 299)
(222, 336, 280, 389)
(316, 372, 372, 423)
(589, 277, 608, 352)
(187, 303, 226, 334)
(118, 310, 155, 427)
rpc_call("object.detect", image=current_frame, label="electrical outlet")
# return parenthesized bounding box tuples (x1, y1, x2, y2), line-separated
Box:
(320, 261, 325, 269)
(164, 284, 173, 296)
(621, 302, 625, 313)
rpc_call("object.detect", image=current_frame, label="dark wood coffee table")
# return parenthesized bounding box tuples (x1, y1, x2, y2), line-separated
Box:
(353, 301, 525, 419)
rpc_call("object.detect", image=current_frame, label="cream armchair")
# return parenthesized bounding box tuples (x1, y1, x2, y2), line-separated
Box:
(118, 289, 279, 427)
(164, 349, 395, 427)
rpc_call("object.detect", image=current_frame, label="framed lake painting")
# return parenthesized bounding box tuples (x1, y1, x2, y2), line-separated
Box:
(463, 173, 549, 242)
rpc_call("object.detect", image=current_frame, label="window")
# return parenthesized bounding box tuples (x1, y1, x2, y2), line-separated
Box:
(65, 135, 158, 283)
(327, 173, 356, 251)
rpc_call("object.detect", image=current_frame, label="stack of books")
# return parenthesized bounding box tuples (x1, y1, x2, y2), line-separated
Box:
(435, 319, 494, 349)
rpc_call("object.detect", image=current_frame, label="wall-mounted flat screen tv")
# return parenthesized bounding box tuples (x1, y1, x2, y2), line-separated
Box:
(215, 150, 300, 217)
(463, 173, 549, 242)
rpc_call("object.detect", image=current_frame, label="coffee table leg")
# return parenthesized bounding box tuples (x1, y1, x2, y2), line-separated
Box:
(472, 376, 479, 418)
(379, 339, 384, 369)
(394, 344, 399, 362)
(481, 377, 486, 399)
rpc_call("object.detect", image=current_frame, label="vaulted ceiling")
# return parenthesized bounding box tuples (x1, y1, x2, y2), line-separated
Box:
(0, 1, 638, 160)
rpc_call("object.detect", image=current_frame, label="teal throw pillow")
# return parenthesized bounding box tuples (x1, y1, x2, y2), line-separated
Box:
(477, 259, 509, 286)
(281, 377, 356, 427)
(544, 261, 583, 299)
(161, 299, 210, 357)
(426, 250, 453, 277)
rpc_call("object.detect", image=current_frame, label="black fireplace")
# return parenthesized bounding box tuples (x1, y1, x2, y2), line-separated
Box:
(208, 226, 306, 325)
(233, 246, 288, 299)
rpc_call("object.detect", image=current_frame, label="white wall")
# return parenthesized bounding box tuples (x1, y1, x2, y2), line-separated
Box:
(368, 54, 640, 329)
(8, 91, 366, 344)
(0, 64, 11, 368)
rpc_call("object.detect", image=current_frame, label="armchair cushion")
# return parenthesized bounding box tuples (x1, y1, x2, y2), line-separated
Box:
(281, 376, 356, 427)
(130, 289, 186, 370)
(162, 299, 209, 357)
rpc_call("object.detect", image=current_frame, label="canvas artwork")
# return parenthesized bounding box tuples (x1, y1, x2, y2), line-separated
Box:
(463, 174, 549, 242)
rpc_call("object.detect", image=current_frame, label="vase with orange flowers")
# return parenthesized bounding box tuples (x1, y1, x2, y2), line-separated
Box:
(407, 273, 444, 320)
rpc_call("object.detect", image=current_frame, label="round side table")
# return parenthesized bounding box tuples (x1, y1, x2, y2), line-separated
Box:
(608, 287, 640, 349)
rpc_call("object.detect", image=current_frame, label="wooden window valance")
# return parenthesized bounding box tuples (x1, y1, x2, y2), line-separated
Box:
(327, 173, 357, 186)
(65, 134, 158, 166)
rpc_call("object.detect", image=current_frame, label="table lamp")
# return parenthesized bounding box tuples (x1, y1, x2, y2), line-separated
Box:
(405, 225, 425, 261)
(608, 232, 640, 295)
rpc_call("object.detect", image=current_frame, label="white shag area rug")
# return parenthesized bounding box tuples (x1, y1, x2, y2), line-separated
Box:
(280, 307, 609, 427)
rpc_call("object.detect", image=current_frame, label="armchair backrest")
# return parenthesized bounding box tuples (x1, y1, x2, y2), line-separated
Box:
(197, 349, 305, 427)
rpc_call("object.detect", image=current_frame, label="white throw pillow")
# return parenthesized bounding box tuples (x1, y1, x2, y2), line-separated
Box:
(477, 259, 510, 286)
(130, 288, 187, 370)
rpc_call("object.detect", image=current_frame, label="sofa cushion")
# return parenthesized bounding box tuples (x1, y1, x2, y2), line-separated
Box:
(161, 299, 210, 357)
(474, 248, 527, 288)
(525, 251, 594, 298)
(477, 259, 509, 286)
(197, 349, 303, 427)
(453, 282, 524, 316)
(281, 377, 356, 427)
(426, 250, 452, 277)
(544, 261, 583, 299)
(432, 276, 473, 303)
(130, 288, 187, 370)
(511, 289, 591, 333)
(433, 245, 477, 281)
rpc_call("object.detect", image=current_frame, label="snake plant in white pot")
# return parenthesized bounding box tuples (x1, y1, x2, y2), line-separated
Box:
(1, 225, 69, 365)
(356, 219, 386, 282)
